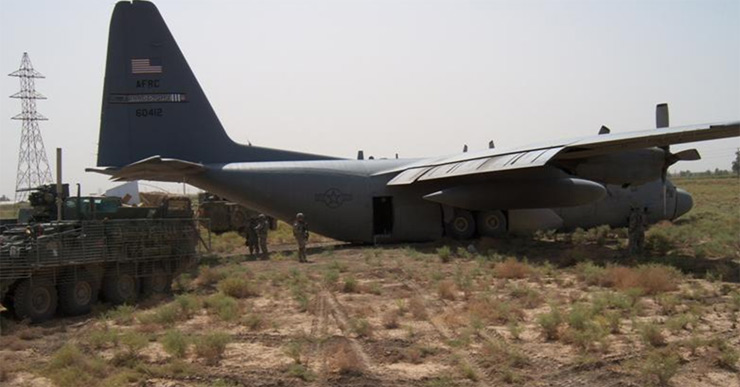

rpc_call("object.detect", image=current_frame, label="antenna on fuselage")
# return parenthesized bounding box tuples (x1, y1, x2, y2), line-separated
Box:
(357, 150, 364, 160)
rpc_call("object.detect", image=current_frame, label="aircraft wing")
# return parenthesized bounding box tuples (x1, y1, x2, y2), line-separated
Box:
(86, 156, 205, 182)
(385, 121, 739, 186)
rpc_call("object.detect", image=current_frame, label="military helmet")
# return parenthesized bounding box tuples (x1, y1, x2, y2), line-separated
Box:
(258, 213, 266, 219)
(296, 212, 304, 220)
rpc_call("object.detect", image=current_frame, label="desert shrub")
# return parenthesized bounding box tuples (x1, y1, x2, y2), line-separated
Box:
(493, 258, 532, 279)
(195, 265, 227, 288)
(87, 327, 120, 349)
(204, 293, 240, 322)
(537, 306, 562, 340)
(330, 340, 364, 375)
(575, 262, 606, 286)
(567, 303, 593, 331)
(716, 341, 739, 370)
(508, 283, 542, 308)
(286, 363, 316, 381)
(161, 330, 189, 358)
(601, 265, 680, 295)
(44, 344, 108, 387)
(175, 294, 201, 318)
(171, 273, 194, 293)
(656, 294, 680, 315)
(457, 357, 478, 381)
(589, 225, 611, 246)
(437, 280, 457, 301)
(646, 231, 674, 255)
(481, 338, 529, 369)
(284, 340, 304, 364)
(571, 228, 589, 245)
(104, 304, 136, 325)
(367, 282, 382, 295)
(194, 332, 231, 365)
(641, 349, 679, 386)
(665, 313, 697, 332)
(328, 260, 347, 273)
(342, 276, 358, 293)
(218, 276, 259, 298)
(437, 246, 452, 263)
(323, 269, 339, 288)
(640, 323, 666, 347)
(120, 331, 149, 356)
(468, 296, 522, 325)
(351, 319, 373, 338)
(409, 296, 428, 320)
(244, 313, 266, 331)
(382, 310, 400, 329)
(138, 303, 180, 326)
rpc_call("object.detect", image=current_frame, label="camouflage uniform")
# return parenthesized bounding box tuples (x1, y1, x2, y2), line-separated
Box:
(246, 218, 259, 256)
(255, 214, 269, 258)
(628, 207, 646, 256)
(293, 213, 309, 263)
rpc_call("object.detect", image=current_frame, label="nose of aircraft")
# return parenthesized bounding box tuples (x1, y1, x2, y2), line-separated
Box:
(674, 188, 693, 220)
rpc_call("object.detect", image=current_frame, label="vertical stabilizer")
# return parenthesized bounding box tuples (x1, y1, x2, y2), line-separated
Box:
(98, 1, 335, 167)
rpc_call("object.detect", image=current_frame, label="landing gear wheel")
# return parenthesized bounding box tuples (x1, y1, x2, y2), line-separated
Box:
(59, 270, 99, 316)
(141, 267, 172, 296)
(446, 209, 476, 240)
(13, 279, 58, 323)
(102, 270, 140, 305)
(476, 210, 508, 237)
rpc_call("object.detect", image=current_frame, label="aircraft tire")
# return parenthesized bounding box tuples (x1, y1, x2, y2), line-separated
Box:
(58, 270, 99, 316)
(446, 209, 476, 240)
(102, 268, 140, 305)
(13, 278, 58, 323)
(477, 210, 507, 237)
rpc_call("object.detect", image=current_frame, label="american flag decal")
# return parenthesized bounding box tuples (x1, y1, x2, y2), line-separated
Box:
(131, 58, 162, 74)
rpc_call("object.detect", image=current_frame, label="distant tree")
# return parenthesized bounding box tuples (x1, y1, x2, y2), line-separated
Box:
(733, 150, 740, 176)
(0, 194, 8, 202)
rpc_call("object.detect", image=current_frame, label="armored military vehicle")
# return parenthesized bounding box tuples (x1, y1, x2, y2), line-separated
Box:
(0, 185, 205, 322)
(197, 192, 275, 235)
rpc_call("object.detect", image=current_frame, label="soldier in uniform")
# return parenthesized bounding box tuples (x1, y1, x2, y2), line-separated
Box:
(255, 213, 269, 259)
(292, 213, 309, 263)
(245, 217, 259, 257)
(628, 206, 646, 256)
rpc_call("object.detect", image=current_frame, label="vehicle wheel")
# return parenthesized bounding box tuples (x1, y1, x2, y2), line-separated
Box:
(476, 210, 508, 237)
(141, 267, 172, 296)
(102, 270, 140, 305)
(445, 209, 476, 240)
(58, 270, 99, 316)
(13, 278, 58, 323)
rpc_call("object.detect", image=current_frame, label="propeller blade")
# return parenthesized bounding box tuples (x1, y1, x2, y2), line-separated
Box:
(672, 148, 701, 161)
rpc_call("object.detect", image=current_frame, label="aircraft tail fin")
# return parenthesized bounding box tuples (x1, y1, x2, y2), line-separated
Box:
(97, 1, 335, 167)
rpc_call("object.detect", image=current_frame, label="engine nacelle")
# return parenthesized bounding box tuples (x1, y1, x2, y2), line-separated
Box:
(573, 148, 664, 186)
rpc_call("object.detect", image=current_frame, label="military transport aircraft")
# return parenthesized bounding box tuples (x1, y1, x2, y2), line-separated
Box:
(90, 1, 740, 244)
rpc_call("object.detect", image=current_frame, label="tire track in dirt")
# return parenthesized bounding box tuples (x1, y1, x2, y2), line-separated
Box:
(324, 290, 376, 375)
(307, 291, 331, 384)
(541, 327, 738, 387)
(398, 272, 492, 387)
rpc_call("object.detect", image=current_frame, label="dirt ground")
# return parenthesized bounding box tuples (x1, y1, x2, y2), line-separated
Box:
(1, 238, 739, 387)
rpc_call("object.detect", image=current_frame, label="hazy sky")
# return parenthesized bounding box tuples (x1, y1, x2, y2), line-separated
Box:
(1, 0, 738, 198)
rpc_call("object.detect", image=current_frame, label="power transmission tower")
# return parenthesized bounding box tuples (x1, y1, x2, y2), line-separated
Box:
(9, 52, 53, 202)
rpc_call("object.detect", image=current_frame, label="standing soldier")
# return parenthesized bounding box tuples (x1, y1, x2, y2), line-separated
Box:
(293, 213, 309, 263)
(255, 213, 269, 259)
(246, 217, 259, 258)
(628, 207, 646, 256)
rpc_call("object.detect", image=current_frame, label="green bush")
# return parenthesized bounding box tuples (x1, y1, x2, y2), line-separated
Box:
(161, 330, 189, 358)
(437, 246, 452, 263)
(342, 276, 358, 293)
(204, 293, 240, 322)
(175, 294, 201, 318)
(641, 349, 679, 386)
(218, 276, 259, 298)
(537, 306, 562, 340)
(194, 332, 231, 365)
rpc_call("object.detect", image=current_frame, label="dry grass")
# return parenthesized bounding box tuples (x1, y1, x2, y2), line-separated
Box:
(437, 280, 457, 301)
(329, 339, 364, 375)
(602, 265, 680, 295)
(194, 332, 231, 365)
(218, 276, 260, 298)
(382, 309, 400, 329)
(409, 296, 429, 320)
(493, 258, 532, 279)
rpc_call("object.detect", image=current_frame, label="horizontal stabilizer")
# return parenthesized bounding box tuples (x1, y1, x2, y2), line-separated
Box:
(86, 156, 205, 182)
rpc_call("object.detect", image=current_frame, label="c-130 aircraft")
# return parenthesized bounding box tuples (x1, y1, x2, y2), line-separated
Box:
(90, 1, 740, 244)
